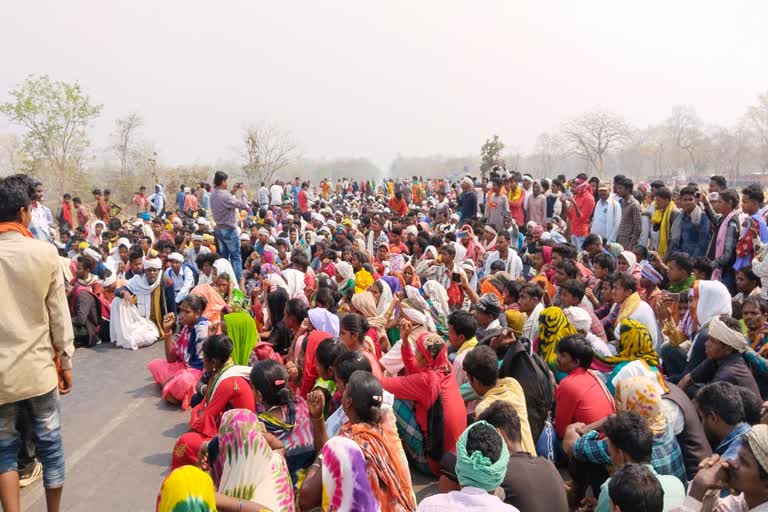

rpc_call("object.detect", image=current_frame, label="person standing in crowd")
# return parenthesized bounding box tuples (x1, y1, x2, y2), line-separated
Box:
(485, 178, 509, 233)
(507, 174, 526, 228)
(707, 188, 740, 293)
(257, 182, 270, 210)
(210, 171, 251, 283)
(616, 177, 642, 250)
(668, 186, 711, 258)
(458, 176, 478, 226)
(176, 184, 185, 212)
(591, 182, 621, 244)
(0, 174, 74, 512)
(526, 180, 547, 227)
(567, 174, 596, 251)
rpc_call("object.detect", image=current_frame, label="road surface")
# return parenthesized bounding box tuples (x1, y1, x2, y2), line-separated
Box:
(16, 342, 439, 511)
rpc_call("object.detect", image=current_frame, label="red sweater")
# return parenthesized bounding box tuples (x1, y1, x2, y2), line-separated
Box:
(381, 339, 467, 471)
(553, 367, 615, 438)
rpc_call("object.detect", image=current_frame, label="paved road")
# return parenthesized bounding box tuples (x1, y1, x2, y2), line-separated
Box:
(18, 342, 187, 512)
(15, 342, 439, 511)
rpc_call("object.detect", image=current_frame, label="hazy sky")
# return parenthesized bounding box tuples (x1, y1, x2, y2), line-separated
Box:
(2, 1, 767, 171)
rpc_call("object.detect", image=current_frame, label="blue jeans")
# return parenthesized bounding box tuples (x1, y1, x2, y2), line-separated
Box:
(0, 389, 65, 488)
(215, 227, 242, 283)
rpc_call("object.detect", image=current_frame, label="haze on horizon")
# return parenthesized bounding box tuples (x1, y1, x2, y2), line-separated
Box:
(1, 0, 767, 174)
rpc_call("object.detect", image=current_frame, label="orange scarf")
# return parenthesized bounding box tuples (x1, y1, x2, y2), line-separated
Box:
(341, 422, 416, 512)
(0, 221, 33, 238)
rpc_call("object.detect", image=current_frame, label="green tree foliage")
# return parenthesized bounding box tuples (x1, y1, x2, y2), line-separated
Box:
(480, 134, 505, 179)
(0, 75, 102, 194)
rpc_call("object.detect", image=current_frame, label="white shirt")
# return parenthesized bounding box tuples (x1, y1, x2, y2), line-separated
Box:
(30, 203, 52, 242)
(417, 487, 520, 512)
(257, 186, 270, 206)
(269, 184, 283, 206)
(523, 302, 544, 345)
(166, 266, 195, 303)
(483, 250, 523, 279)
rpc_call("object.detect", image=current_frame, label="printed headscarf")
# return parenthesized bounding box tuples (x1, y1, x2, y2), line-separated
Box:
(615, 376, 667, 436)
(415, 332, 451, 374)
(537, 306, 577, 370)
(600, 319, 661, 369)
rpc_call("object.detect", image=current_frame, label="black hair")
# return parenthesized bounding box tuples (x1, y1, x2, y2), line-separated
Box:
(619, 177, 634, 193)
(679, 185, 698, 198)
(743, 295, 768, 315)
(520, 282, 543, 301)
(314, 288, 338, 313)
(650, 180, 665, 190)
(738, 386, 763, 425)
(462, 345, 499, 387)
(213, 171, 228, 187)
(346, 370, 383, 424)
(738, 265, 760, 286)
(333, 351, 372, 384)
(666, 252, 693, 274)
(285, 297, 309, 323)
(553, 243, 577, 260)
(129, 248, 144, 262)
(608, 464, 664, 512)
(655, 187, 672, 201)
(477, 401, 521, 444)
(719, 189, 739, 209)
(0, 174, 36, 222)
(583, 233, 602, 249)
(196, 252, 218, 270)
(555, 259, 579, 279)
(556, 334, 593, 369)
(603, 411, 653, 463)
(613, 272, 638, 293)
(464, 422, 503, 471)
(497, 230, 512, 242)
(92, 188, 102, 195)
(634, 245, 649, 262)
(503, 280, 522, 302)
(250, 359, 292, 407)
(447, 310, 477, 340)
(179, 294, 207, 314)
(489, 259, 506, 272)
(203, 335, 233, 365)
(291, 251, 310, 271)
(742, 184, 765, 204)
(695, 381, 746, 425)
(439, 243, 456, 258)
(560, 279, 586, 302)
(316, 338, 346, 371)
(593, 253, 616, 273)
(340, 313, 369, 341)
(710, 175, 727, 189)
(689, 257, 711, 280)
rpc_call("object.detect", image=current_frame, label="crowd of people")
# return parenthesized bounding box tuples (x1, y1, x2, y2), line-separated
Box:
(4, 167, 768, 512)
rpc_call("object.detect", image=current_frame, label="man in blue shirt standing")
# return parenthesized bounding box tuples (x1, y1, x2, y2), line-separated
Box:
(209, 171, 251, 282)
(458, 177, 478, 227)
(176, 184, 186, 213)
(669, 185, 711, 258)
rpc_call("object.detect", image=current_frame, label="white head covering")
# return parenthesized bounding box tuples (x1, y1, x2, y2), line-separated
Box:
(405, 225, 418, 237)
(375, 279, 394, 317)
(708, 316, 748, 352)
(308, 308, 340, 337)
(564, 306, 592, 333)
(116, 237, 132, 249)
(83, 248, 102, 262)
(696, 280, 733, 327)
(100, 273, 117, 287)
(335, 261, 354, 282)
(143, 257, 162, 269)
(168, 252, 184, 263)
(422, 280, 450, 318)
(619, 251, 638, 271)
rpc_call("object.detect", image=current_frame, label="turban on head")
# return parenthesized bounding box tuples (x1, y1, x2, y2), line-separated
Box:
(143, 257, 162, 270)
(745, 424, 768, 475)
(708, 316, 748, 352)
(455, 421, 510, 491)
(640, 261, 663, 285)
(564, 306, 591, 332)
(83, 248, 101, 262)
(167, 252, 184, 263)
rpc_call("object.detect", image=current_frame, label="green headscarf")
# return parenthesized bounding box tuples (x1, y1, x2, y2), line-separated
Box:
(455, 421, 510, 491)
(223, 311, 258, 366)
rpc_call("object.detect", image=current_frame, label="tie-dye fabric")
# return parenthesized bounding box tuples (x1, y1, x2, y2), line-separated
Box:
(258, 396, 316, 489)
(156, 465, 216, 512)
(211, 409, 295, 512)
(322, 437, 379, 512)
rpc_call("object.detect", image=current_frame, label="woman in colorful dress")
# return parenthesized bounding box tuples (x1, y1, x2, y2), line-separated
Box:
(600, 318, 667, 396)
(250, 359, 315, 489)
(171, 335, 254, 469)
(148, 295, 210, 409)
(319, 437, 378, 512)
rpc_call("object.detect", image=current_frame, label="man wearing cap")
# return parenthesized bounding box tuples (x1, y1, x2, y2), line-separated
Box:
(472, 293, 503, 339)
(210, 171, 251, 282)
(185, 234, 210, 275)
(679, 315, 760, 399)
(590, 182, 622, 243)
(253, 227, 270, 257)
(240, 232, 255, 263)
(112, 255, 174, 348)
(165, 252, 194, 304)
(679, 423, 768, 512)
(458, 177, 478, 227)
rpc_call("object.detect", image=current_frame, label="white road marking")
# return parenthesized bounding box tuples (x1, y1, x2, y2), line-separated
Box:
(21, 396, 152, 511)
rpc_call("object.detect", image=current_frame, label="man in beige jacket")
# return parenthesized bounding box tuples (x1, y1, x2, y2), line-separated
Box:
(0, 174, 74, 512)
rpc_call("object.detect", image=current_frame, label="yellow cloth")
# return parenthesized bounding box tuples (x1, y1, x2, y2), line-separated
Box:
(457, 337, 478, 355)
(157, 465, 217, 512)
(354, 268, 374, 294)
(505, 310, 526, 337)
(615, 376, 667, 436)
(508, 185, 522, 204)
(475, 378, 536, 455)
(603, 319, 661, 368)
(652, 200, 675, 256)
(616, 292, 642, 326)
(537, 306, 577, 370)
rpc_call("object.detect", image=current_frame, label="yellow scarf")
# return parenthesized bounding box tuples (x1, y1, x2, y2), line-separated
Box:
(457, 337, 478, 355)
(652, 201, 675, 256)
(508, 185, 522, 204)
(616, 292, 642, 325)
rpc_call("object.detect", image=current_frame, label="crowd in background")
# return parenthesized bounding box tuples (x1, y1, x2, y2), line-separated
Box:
(4, 167, 768, 512)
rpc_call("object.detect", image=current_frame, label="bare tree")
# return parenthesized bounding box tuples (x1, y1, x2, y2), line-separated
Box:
(665, 105, 706, 172)
(111, 112, 143, 176)
(746, 90, 768, 172)
(241, 124, 298, 186)
(561, 110, 632, 174)
(534, 132, 567, 176)
(0, 133, 28, 176)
